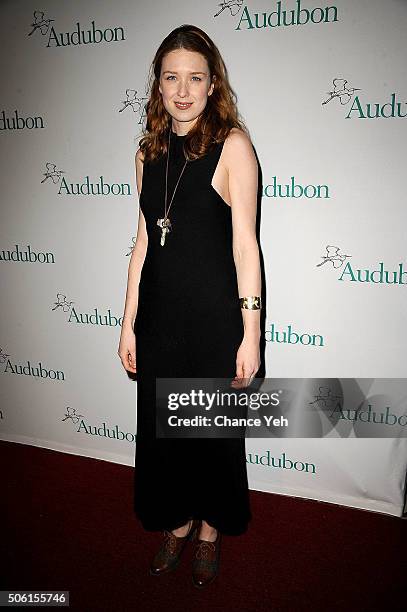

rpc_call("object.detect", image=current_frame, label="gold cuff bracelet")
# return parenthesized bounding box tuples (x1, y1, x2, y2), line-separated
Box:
(239, 296, 262, 310)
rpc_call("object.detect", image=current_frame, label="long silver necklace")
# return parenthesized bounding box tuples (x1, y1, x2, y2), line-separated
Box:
(156, 128, 188, 246)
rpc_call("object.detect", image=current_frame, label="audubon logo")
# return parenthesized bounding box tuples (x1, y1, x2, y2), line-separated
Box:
(0, 244, 55, 264)
(263, 176, 329, 199)
(265, 323, 324, 347)
(214, 0, 243, 18)
(28, 10, 125, 47)
(215, 0, 339, 30)
(309, 386, 343, 409)
(0, 110, 45, 131)
(0, 348, 10, 363)
(317, 246, 407, 285)
(41, 162, 64, 184)
(322, 78, 360, 106)
(63, 406, 84, 425)
(247, 450, 316, 473)
(0, 347, 65, 380)
(311, 385, 407, 432)
(63, 407, 136, 443)
(331, 404, 407, 428)
(118, 89, 148, 124)
(126, 237, 136, 257)
(317, 245, 351, 269)
(323, 78, 407, 119)
(306, 384, 407, 435)
(41, 162, 131, 196)
(52, 293, 124, 327)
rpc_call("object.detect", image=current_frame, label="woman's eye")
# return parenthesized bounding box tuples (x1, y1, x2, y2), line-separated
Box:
(164, 75, 202, 82)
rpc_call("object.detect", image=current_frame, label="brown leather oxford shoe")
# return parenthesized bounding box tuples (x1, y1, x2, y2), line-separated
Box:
(150, 519, 200, 576)
(192, 530, 222, 588)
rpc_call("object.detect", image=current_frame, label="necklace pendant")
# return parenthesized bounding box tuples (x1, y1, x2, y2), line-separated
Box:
(157, 217, 171, 228)
(160, 226, 169, 246)
(158, 129, 188, 247)
(157, 217, 172, 246)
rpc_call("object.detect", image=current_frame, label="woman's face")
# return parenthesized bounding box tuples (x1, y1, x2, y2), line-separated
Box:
(159, 48, 214, 131)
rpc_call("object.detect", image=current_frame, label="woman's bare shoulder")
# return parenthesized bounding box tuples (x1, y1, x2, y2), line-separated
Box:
(223, 127, 255, 166)
(135, 148, 144, 164)
(226, 126, 251, 144)
(135, 148, 145, 195)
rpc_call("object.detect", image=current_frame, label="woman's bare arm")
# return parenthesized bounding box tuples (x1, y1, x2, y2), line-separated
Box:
(118, 150, 148, 373)
(121, 149, 148, 332)
(225, 128, 261, 341)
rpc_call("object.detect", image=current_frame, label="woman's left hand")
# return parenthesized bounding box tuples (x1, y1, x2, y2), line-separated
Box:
(231, 335, 261, 389)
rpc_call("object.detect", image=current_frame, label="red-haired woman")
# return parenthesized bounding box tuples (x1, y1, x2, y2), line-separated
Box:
(118, 24, 262, 588)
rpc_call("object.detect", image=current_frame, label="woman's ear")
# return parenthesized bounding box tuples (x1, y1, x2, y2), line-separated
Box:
(208, 75, 216, 96)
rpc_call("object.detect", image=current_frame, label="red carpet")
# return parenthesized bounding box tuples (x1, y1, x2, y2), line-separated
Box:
(2, 440, 405, 611)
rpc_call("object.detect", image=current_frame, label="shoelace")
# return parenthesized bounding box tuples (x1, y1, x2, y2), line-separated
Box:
(162, 521, 193, 556)
(163, 530, 178, 556)
(195, 540, 216, 559)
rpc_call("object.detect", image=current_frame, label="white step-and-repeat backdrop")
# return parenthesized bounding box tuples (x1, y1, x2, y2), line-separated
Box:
(1, 0, 406, 517)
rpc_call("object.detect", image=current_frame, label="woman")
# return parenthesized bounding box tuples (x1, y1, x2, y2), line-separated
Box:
(118, 24, 262, 588)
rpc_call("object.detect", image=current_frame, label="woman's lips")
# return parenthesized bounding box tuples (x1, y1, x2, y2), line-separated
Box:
(174, 102, 193, 110)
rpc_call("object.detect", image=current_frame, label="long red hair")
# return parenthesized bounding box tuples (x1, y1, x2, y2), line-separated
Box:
(139, 24, 247, 163)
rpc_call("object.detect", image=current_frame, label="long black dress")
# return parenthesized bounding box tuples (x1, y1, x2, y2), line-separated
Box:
(133, 128, 252, 536)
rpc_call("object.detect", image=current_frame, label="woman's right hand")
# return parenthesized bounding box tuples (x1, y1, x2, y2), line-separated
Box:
(118, 325, 137, 374)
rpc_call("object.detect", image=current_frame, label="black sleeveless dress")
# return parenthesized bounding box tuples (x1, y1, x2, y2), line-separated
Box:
(133, 129, 252, 536)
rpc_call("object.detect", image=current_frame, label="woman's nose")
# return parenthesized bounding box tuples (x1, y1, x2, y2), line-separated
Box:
(177, 80, 189, 97)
